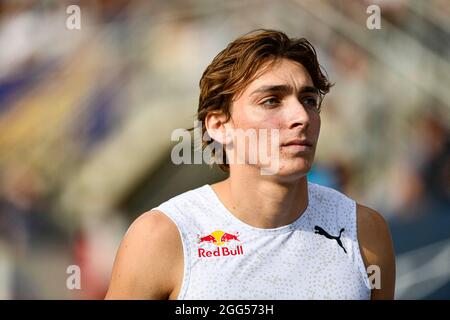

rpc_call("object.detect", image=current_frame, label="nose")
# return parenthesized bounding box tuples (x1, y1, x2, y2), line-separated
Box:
(286, 97, 311, 130)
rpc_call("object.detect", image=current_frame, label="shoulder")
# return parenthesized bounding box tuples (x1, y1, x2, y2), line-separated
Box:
(105, 210, 183, 299)
(126, 210, 180, 243)
(356, 204, 396, 299)
(357, 204, 388, 227)
(117, 210, 182, 263)
(124, 211, 183, 261)
(356, 204, 391, 252)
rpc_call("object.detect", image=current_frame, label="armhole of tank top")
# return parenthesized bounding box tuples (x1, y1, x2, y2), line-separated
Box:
(151, 206, 191, 300)
(352, 200, 372, 293)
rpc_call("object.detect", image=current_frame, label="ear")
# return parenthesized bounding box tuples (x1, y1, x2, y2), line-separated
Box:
(205, 111, 233, 145)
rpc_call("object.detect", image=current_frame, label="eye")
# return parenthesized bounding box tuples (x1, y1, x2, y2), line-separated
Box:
(301, 97, 319, 109)
(260, 97, 281, 107)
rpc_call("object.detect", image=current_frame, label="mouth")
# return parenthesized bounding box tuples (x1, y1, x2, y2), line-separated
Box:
(281, 139, 313, 152)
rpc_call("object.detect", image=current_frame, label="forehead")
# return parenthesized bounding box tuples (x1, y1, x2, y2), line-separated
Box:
(242, 58, 314, 96)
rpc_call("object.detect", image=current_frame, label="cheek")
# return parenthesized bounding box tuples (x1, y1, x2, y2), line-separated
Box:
(314, 115, 321, 135)
(233, 106, 281, 129)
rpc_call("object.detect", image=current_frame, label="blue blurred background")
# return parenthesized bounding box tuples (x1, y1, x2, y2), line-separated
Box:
(0, 0, 449, 299)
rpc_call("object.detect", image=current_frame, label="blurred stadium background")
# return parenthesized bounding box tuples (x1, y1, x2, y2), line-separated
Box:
(0, 0, 449, 299)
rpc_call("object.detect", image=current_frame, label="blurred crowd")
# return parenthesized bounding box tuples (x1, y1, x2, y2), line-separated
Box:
(0, 0, 449, 299)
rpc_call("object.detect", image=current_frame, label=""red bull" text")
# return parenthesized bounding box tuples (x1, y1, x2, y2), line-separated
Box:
(198, 245, 244, 257)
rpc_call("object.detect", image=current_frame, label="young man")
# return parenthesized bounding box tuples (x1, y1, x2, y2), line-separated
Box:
(105, 30, 395, 300)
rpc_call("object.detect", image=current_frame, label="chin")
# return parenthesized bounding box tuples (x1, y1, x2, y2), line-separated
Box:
(260, 158, 313, 181)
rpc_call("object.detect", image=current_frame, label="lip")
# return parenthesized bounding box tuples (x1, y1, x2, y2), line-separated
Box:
(282, 139, 313, 147)
(281, 139, 313, 152)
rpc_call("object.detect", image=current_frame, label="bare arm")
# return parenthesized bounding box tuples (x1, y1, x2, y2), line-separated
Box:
(357, 204, 396, 300)
(105, 210, 183, 299)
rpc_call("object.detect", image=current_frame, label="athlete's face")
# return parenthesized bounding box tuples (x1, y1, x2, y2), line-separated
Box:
(227, 58, 321, 179)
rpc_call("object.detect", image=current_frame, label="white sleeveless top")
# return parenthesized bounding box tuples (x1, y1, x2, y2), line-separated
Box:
(152, 181, 371, 300)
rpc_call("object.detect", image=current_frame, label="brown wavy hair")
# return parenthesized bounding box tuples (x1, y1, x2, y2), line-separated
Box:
(197, 29, 332, 172)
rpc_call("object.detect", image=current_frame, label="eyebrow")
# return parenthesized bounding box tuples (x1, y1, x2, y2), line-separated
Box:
(249, 84, 319, 97)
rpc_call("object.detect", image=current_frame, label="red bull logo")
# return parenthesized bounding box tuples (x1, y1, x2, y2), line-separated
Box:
(197, 230, 244, 258)
(198, 234, 217, 244)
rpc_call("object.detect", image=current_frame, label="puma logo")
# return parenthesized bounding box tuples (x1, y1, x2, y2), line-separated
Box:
(314, 226, 347, 254)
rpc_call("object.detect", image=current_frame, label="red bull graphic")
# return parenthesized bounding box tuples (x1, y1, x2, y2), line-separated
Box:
(197, 230, 243, 258)
(220, 232, 239, 243)
(198, 234, 217, 244)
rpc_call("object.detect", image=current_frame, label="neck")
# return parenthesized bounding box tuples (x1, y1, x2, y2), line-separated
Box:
(211, 167, 309, 229)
